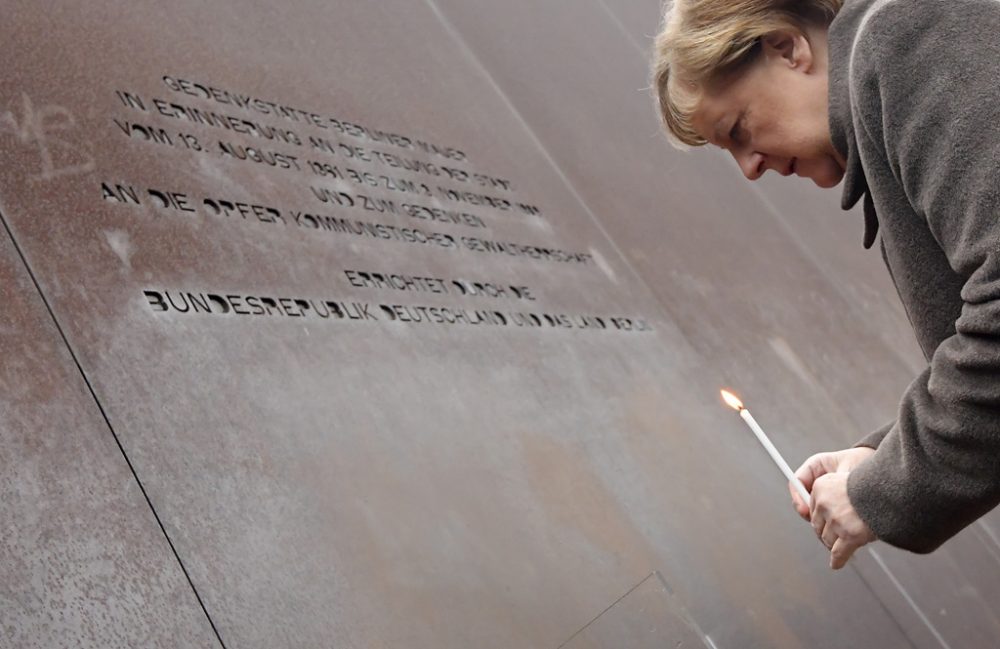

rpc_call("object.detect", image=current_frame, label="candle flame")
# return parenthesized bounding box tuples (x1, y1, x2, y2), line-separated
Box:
(720, 389, 745, 411)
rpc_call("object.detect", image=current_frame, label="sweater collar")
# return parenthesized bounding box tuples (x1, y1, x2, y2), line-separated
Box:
(828, 0, 880, 249)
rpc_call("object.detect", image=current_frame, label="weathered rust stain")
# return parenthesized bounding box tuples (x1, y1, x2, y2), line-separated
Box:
(519, 432, 658, 579)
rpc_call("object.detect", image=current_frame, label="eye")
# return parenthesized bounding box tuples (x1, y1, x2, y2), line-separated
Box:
(729, 117, 743, 145)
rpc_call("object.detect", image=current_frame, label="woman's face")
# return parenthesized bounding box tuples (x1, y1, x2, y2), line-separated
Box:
(691, 30, 846, 188)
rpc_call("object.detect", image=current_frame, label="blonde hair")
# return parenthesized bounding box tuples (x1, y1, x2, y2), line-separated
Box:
(653, 0, 843, 147)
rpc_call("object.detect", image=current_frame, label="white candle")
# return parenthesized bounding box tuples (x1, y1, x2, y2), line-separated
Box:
(722, 390, 811, 507)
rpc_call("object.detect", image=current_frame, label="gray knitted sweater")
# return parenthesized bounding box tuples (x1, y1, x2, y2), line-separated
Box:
(830, 0, 1000, 553)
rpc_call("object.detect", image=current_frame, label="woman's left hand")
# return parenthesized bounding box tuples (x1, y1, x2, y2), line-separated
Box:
(809, 472, 877, 569)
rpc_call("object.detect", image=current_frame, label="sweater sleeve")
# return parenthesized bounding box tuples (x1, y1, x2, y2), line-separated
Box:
(845, 0, 1000, 553)
(853, 420, 893, 451)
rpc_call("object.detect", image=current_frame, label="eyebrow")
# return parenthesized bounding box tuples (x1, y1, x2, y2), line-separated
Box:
(713, 120, 725, 144)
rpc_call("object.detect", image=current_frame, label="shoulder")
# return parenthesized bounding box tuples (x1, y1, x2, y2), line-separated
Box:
(844, 0, 1000, 133)
(850, 0, 1000, 74)
(845, 0, 1000, 252)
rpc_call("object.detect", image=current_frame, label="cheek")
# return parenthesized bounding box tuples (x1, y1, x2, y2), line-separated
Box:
(788, 128, 826, 158)
(765, 113, 824, 156)
(759, 122, 813, 157)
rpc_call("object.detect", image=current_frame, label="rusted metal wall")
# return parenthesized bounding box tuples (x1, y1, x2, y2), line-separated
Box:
(1, 1, 996, 647)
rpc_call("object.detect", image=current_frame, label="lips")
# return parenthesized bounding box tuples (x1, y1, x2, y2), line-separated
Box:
(778, 158, 796, 177)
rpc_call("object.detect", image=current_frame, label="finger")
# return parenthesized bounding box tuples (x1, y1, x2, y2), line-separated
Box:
(821, 521, 838, 550)
(809, 475, 827, 518)
(789, 481, 810, 520)
(794, 453, 829, 492)
(811, 508, 826, 541)
(830, 538, 859, 570)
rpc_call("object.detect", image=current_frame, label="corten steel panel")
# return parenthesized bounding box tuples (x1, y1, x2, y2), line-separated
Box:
(0, 1, 708, 647)
(0, 3, 992, 649)
(430, 0, 909, 435)
(0, 226, 220, 646)
(428, 0, 914, 439)
(428, 0, 1000, 646)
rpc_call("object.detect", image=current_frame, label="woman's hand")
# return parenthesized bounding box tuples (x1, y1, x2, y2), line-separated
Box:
(789, 447, 877, 569)
(789, 447, 875, 518)
(811, 472, 877, 569)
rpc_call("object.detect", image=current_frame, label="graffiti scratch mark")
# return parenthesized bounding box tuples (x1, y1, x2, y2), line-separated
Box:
(0, 93, 95, 181)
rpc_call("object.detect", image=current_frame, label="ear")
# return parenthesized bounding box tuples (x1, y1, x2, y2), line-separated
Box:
(761, 31, 814, 72)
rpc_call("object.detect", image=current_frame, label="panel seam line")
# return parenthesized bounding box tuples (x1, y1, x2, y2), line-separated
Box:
(0, 208, 229, 649)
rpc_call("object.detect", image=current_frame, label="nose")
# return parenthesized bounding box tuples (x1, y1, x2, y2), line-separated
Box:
(734, 150, 766, 181)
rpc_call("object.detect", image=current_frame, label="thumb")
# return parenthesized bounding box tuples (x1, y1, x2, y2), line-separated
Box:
(789, 480, 810, 521)
(795, 452, 837, 492)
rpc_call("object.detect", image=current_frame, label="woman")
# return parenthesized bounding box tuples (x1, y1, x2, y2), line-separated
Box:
(653, 0, 1000, 570)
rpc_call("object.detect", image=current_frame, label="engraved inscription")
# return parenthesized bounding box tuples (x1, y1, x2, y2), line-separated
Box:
(96, 74, 654, 336)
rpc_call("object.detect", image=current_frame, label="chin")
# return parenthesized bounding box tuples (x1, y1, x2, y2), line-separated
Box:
(805, 158, 846, 189)
(807, 166, 846, 189)
(810, 175, 842, 189)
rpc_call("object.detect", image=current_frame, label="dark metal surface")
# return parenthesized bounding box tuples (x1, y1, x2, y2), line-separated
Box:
(0, 0, 996, 647)
(0, 222, 220, 646)
(427, 0, 1000, 646)
(559, 573, 708, 649)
